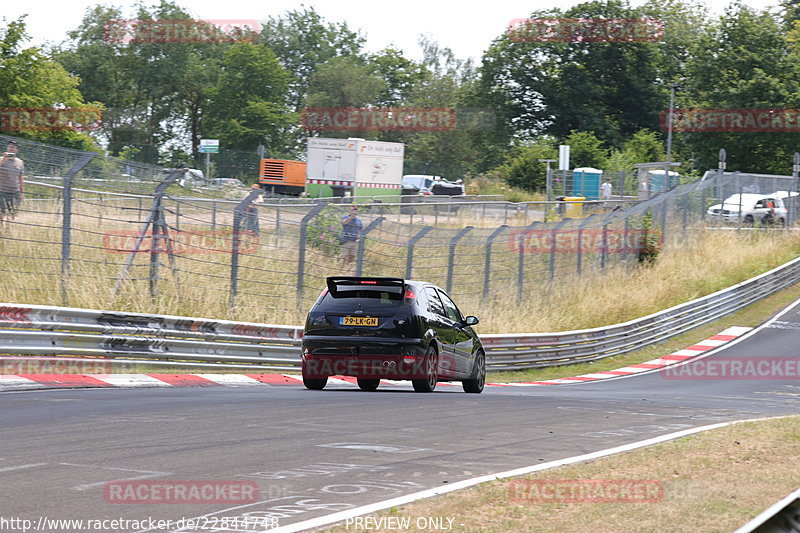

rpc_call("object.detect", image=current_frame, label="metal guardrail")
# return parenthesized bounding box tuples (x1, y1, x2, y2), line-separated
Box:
(0, 306, 302, 371)
(480, 256, 800, 370)
(733, 486, 800, 533)
(0, 255, 798, 372)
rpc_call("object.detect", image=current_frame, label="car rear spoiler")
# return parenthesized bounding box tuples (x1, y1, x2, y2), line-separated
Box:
(326, 276, 406, 297)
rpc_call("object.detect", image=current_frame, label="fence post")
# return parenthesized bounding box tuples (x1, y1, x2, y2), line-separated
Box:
(600, 211, 616, 271)
(405, 226, 433, 279)
(483, 225, 508, 299)
(355, 217, 385, 276)
(211, 200, 217, 230)
(518, 221, 541, 302)
(549, 218, 571, 282)
(576, 214, 600, 277)
(112, 169, 182, 299)
(229, 188, 263, 309)
(275, 197, 282, 247)
(296, 203, 327, 313)
(60, 152, 95, 305)
(148, 195, 164, 301)
(447, 226, 473, 293)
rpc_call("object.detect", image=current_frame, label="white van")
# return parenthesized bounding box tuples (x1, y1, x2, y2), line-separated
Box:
(707, 193, 787, 226)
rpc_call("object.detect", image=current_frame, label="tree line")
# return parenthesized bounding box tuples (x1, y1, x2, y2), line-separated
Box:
(2, 0, 800, 188)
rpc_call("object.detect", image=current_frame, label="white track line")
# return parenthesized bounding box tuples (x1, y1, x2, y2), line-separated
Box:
(269, 416, 790, 533)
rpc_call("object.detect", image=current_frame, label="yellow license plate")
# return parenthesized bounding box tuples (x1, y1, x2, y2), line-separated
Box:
(341, 316, 378, 327)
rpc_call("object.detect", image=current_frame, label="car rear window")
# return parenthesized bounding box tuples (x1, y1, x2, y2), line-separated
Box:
(315, 278, 409, 310)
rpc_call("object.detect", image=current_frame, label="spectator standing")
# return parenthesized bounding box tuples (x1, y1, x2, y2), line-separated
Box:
(243, 183, 263, 234)
(339, 205, 363, 266)
(0, 140, 24, 226)
(600, 177, 613, 206)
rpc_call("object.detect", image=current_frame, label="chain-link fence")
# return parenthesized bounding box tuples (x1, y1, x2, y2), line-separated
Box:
(1, 134, 797, 323)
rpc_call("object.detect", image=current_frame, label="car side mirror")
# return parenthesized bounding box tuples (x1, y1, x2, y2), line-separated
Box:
(464, 316, 479, 326)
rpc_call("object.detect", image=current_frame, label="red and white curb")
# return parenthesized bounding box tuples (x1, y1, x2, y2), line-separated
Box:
(0, 327, 751, 392)
(507, 326, 752, 386)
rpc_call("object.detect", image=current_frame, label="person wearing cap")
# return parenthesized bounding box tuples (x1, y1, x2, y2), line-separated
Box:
(0, 141, 24, 226)
(339, 204, 363, 266)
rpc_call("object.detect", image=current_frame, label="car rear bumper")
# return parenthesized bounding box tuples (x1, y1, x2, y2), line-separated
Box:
(301, 337, 428, 379)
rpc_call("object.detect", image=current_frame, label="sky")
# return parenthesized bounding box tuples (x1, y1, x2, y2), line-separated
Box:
(3, 0, 780, 63)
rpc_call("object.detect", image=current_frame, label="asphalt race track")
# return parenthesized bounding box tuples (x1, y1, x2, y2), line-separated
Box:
(2, 300, 800, 532)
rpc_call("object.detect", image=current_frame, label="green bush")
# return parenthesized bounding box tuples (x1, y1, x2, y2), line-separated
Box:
(307, 206, 343, 256)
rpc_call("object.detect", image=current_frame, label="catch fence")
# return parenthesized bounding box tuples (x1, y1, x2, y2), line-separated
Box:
(1, 134, 797, 324)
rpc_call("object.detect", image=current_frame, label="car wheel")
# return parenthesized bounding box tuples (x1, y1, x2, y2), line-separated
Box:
(303, 376, 327, 390)
(357, 378, 380, 391)
(462, 350, 486, 394)
(777, 218, 786, 227)
(412, 347, 438, 393)
(743, 215, 754, 225)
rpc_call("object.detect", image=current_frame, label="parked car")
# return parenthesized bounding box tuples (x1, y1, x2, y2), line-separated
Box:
(706, 193, 787, 226)
(205, 178, 247, 190)
(402, 174, 464, 196)
(301, 277, 485, 393)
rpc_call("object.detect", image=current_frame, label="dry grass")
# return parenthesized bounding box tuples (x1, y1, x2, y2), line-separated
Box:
(321, 415, 800, 533)
(464, 228, 800, 333)
(0, 198, 797, 335)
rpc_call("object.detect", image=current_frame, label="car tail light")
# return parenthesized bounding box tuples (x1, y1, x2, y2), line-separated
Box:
(404, 290, 416, 301)
(303, 348, 313, 359)
(360, 280, 378, 284)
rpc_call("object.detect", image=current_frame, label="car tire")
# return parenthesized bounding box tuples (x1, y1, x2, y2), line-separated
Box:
(743, 215, 754, 225)
(412, 347, 438, 393)
(303, 376, 327, 390)
(357, 378, 380, 391)
(462, 350, 485, 394)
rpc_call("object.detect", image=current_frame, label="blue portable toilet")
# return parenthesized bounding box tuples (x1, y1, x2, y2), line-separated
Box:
(649, 170, 679, 192)
(571, 167, 603, 200)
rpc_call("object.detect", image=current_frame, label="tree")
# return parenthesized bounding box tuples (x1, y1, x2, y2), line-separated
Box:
(479, 0, 667, 148)
(494, 140, 557, 191)
(680, 4, 800, 173)
(398, 36, 485, 178)
(606, 129, 664, 172)
(259, 7, 365, 110)
(204, 43, 292, 154)
(564, 130, 607, 169)
(368, 48, 427, 107)
(55, 1, 233, 162)
(0, 16, 100, 150)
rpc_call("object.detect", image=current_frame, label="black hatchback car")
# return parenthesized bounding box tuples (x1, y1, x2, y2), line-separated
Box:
(301, 277, 485, 393)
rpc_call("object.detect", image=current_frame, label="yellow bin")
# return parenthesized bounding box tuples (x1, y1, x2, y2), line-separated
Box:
(561, 196, 585, 217)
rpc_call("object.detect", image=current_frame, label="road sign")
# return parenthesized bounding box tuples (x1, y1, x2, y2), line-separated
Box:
(199, 139, 219, 153)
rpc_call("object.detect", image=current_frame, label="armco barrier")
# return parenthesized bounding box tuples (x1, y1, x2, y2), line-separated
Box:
(0, 306, 303, 371)
(0, 256, 798, 371)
